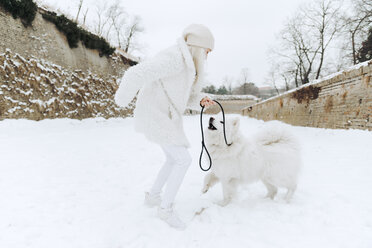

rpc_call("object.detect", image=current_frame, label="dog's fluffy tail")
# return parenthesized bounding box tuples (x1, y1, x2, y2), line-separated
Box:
(254, 121, 300, 152)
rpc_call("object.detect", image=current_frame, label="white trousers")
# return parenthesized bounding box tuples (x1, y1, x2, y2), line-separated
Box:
(150, 145, 192, 208)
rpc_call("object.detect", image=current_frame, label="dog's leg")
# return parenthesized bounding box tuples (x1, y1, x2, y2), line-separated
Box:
(284, 185, 297, 202)
(219, 179, 237, 206)
(263, 180, 278, 200)
(202, 172, 219, 194)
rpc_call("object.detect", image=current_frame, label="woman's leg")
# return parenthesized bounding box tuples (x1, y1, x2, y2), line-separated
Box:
(160, 145, 192, 209)
(149, 146, 175, 196)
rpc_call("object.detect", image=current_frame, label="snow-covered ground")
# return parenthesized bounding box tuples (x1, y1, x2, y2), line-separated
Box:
(1, 116, 371, 248)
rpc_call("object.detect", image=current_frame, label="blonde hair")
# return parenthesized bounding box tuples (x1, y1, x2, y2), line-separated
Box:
(189, 46, 207, 84)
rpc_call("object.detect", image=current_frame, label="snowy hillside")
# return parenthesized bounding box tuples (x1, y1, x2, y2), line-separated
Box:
(0, 116, 371, 248)
(0, 49, 133, 120)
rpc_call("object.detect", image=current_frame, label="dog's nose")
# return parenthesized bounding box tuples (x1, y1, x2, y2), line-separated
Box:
(208, 117, 217, 130)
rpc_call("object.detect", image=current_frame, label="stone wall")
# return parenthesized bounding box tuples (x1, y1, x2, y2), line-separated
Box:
(0, 6, 139, 120)
(185, 95, 259, 115)
(0, 7, 133, 80)
(205, 99, 258, 114)
(202, 95, 259, 114)
(0, 50, 132, 120)
(242, 61, 372, 131)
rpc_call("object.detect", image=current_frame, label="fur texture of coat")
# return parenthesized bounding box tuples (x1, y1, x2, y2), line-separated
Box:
(115, 38, 205, 147)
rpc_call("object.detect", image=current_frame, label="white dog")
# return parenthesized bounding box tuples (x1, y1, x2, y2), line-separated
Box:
(202, 116, 301, 206)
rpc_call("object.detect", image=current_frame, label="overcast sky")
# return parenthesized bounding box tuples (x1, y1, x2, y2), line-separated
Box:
(38, 0, 312, 87)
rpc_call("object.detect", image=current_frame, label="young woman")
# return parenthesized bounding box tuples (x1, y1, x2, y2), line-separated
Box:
(115, 24, 215, 229)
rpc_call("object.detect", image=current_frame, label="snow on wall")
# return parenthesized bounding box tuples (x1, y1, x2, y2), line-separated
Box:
(242, 60, 372, 131)
(206, 93, 259, 101)
(0, 49, 133, 120)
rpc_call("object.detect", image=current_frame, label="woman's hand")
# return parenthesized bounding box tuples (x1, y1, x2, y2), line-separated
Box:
(200, 96, 216, 108)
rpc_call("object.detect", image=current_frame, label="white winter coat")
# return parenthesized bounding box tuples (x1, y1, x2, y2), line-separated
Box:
(115, 38, 205, 148)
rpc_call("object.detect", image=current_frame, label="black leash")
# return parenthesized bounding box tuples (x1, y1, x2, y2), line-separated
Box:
(199, 100, 232, 172)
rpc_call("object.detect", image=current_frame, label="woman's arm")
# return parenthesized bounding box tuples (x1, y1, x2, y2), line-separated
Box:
(115, 48, 183, 108)
(114, 63, 147, 108)
(186, 88, 206, 110)
(187, 86, 215, 110)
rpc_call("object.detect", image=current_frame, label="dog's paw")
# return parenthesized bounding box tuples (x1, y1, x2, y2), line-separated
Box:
(265, 193, 276, 200)
(217, 199, 230, 207)
(201, 185, 209, 194)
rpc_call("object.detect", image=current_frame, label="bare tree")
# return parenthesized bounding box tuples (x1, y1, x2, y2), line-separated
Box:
(93, 2, 111, 37)
(342, 0, 372, 64)
(82, 8, 89, 26)
(303, 0, 343, 79)
(87, 1, 144, 54)
(273, 0, 343, 86)
(104, 2, 127, 41)
(232, 68, 258, 95)
(267, 47, 298, 91)
(75, 0, 83, 23)
(111, 8, 129, 48)
(266, 64, 280, 95)
(121, 15, 144, 53)
(222, 76, 234, 94)
(239, 68, 250, 85)
(279, 15, 320, 85)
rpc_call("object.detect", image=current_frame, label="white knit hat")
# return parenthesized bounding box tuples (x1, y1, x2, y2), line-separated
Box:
(182, 24, 214, 51)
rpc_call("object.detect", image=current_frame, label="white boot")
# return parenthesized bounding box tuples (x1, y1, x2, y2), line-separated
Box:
(157, 206, 186, 230)
(144, 192, 161, 207)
